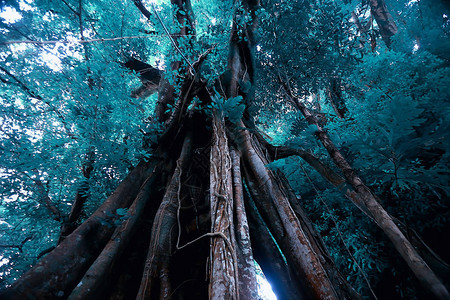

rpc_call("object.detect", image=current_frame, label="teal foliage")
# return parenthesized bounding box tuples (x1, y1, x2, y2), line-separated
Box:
(255, 0, 449, 297)
(0, 0, 234, 288)
(338, 49, 450, 241)
(0, 0, 161, 285)
(0, 0, 449, 298)
(211, 94, 245, 123)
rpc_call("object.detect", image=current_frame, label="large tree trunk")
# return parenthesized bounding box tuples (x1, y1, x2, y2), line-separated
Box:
(0, 1, 385, 299)
(137, 132, 193, 300)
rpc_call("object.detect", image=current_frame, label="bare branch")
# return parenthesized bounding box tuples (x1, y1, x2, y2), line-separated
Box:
(250, 128, 345, 186)
(0, 35, 168, 46)
(61, 0, 79, 16)
(272, 146, 346, 186)
(0, 65, 42, 100)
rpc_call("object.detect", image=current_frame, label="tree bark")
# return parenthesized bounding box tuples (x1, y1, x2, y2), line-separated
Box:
(369, 0, 398, 48)
(209, 111, 238, 300)
(67, 168, 158, 299)
(275, 170, 362, 300)
(245, 189, 307, 300)
(230, 147, 259, 300)
(327, 77, 348, 119)
(137, 133, 193, 300)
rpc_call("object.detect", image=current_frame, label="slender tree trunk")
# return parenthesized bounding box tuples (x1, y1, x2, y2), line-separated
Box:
(59, 148, 95, 244)
(370, 0, 398, 48)
(230, 147, 259, 300)
(327, 77, 348, 119)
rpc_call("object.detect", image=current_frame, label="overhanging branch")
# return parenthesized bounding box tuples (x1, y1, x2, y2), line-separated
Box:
(271, 146, 345, 187)
(249, 128, 346, 186)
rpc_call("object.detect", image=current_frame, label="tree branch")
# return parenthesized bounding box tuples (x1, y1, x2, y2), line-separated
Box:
(132, 0, 154, 23)
(250, 128, 346, 186)
(0, 65, 42, 100)
(0, 35, 165, 46)
(150, 2, 194, 71)
(369, 0, 398, 47)
(37, 246, 56, 259)
(271, 146, 346, 186)
(29, 171, 62, 222)
(0, 65, 75, 138)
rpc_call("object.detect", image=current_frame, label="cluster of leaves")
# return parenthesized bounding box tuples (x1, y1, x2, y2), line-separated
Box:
(211, 94, 245, 123)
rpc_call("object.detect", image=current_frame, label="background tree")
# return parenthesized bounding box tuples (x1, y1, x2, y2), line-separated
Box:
(0, 0, 449, 299)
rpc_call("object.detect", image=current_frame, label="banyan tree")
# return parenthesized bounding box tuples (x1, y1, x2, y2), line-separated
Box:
(0, 0, 449, 299)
